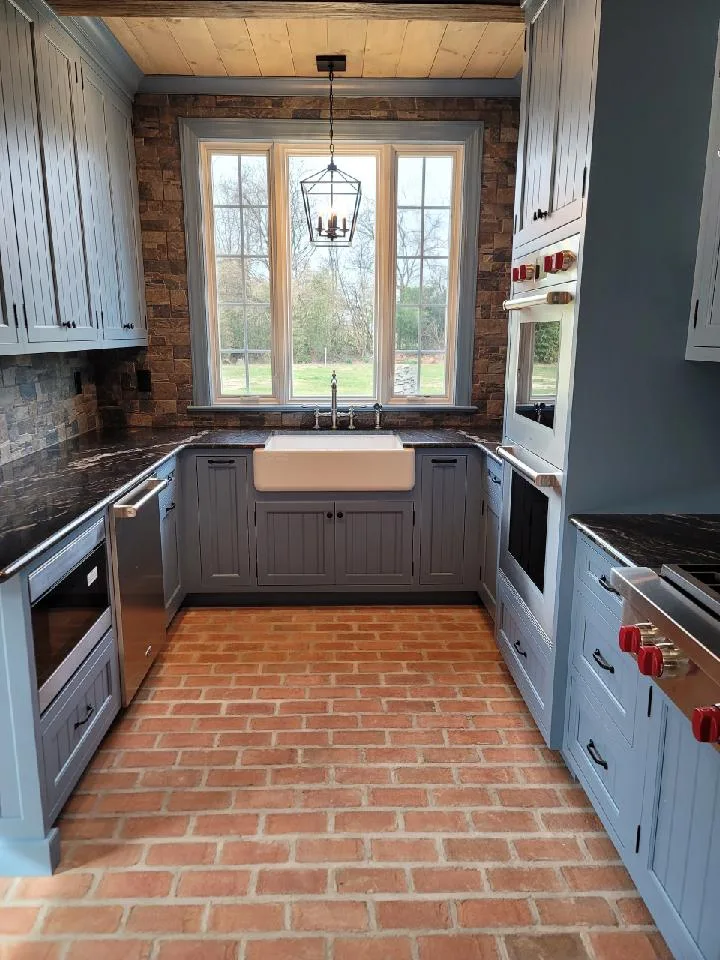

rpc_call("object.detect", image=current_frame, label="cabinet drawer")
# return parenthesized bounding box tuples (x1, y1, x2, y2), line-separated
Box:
(571, 584, 639, 743)
(484, 457, 503, 514)
(565, 674, 636, 849)
(575, 534, 624, 620)
(497, 572, 550, 731)
(40, 631, 120, 825)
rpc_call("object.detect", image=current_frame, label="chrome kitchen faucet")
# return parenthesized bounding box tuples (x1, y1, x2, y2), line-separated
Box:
(313, 371, 383, 430)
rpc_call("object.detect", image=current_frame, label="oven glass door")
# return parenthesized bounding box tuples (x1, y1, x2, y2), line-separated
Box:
(32, 542, 110, 704)
(499, 448, 562, 637)
(504, 291, 575, 469)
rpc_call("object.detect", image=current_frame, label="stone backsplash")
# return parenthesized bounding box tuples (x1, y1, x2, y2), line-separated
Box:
(0, 353, 98, 467)
(96, 93, 518, 432)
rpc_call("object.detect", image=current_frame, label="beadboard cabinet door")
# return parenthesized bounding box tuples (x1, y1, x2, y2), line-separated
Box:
(0, 0, 60, 344)
(335, 501, 414, 586)
(419, 455, 468, 586)
(196, 456, 252, 589)
(104, 94, 146, 340)
(256, 502, 335, 587)
(34, 27, 94, 342)
(75, 62, 121, 338)
(686, 30, 720, 359)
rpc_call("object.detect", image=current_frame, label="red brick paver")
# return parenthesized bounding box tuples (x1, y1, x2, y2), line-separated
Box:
(0, 606, 669, 958)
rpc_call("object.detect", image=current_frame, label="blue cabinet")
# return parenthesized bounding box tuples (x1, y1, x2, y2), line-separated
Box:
(196, 455, 252, 589)
(335, 501, 414, 586)
(158, 459, 183, 623)
(419, 454, 468, 586)
(479, 455, 502, 620)
(256, 502, 335, 587)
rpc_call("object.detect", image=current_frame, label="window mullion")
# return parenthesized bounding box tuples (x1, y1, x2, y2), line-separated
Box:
(270, 143, 290, 404)
(378, 143, 396, 406)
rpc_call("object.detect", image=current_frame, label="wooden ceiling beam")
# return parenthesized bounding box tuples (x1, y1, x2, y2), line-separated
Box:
(50, 3, 524, 23)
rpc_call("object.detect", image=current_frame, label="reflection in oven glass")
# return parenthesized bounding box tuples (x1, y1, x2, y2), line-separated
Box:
(508, 471, 549, 592)
(516, 320, 560, 428)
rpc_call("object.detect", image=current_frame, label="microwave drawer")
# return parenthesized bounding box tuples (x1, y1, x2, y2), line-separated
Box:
(40, 631, 120, 825)
(29, 518, 105, 603)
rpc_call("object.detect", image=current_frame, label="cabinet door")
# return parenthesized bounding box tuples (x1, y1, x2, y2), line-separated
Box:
(639, 691, 720, 959)
(34, 28, 94, 341)
(517, 0, 563, 238)
(196, 456, 251, 589)
(687, 39, 720, 356)
(159, 480, 182, 622)
(104, 95, 146, 340)
(419, 455, 468, 586)
(479, 499, 499, 620)
(256, 502, 335, 587)
(335, 501, 414, 586)
(75, 62, 120, 336)
(0, 0, 60, 344)
(551, 0, 597, 229)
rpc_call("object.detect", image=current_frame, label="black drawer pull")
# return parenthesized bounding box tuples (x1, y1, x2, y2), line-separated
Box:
(513, 638, 527, 658)
(432, 458, 458, 464)
(586, 739, 608, 770)
(74, 704, 94, 730)
(207, 458, 235, 465)
(598, 574, 620, 596)
(490, 476, 502, 485)
(592, 648, 615, 673)
(165, 502, 176, 515)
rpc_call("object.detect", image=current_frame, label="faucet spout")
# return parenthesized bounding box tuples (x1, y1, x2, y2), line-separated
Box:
(330, 370, 338, 430)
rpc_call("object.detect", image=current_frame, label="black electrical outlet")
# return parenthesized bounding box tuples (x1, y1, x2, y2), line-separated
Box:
(73, 370, 83, 395)
(136, 369, 152, 393)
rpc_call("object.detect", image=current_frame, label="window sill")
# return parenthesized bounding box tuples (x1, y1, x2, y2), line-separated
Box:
(187, 404, 478, 415)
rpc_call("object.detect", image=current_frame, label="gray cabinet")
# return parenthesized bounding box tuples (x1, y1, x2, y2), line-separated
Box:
(159, 462, 182, 623)
(419, 455, 468, 586)
(687, 30, 720, 360)
(515, 0, 598, 248)
(479, 500, 499, 620)
(196, 456, 252, 589)
(0, 0, 59, 345)
(335, 501, 414, 586)
(256, 502, 335, 587)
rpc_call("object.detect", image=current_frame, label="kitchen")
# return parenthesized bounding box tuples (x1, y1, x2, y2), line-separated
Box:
(1, 0, 719, 958)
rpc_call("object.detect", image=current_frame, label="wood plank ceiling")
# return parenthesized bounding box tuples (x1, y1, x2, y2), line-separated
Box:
(104, 17, 525, 78)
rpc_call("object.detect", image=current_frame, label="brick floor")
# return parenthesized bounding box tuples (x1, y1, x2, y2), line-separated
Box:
(0, 605, 672, 959)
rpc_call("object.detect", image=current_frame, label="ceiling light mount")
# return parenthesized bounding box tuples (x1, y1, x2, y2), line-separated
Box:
(316, 54, 347, 74)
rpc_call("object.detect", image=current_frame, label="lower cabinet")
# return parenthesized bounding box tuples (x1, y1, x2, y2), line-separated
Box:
(418, 454, 468, 586)
(479, 455, 502, 620)
(256, 500, 414, 588)
(40, 631, 120, 826)
(196, 455, 252, 589)
(158, 460, 182, 623)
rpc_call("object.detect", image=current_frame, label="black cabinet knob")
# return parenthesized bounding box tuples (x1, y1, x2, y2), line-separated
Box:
(326, 512, 333, 519)
(336, 512, 344, 519)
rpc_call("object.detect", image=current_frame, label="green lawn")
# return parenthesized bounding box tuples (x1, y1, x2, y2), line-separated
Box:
(220, 360, 447, 398)
(531, 362, 559, 398)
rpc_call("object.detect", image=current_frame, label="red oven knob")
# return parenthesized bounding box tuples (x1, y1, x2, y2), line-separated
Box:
(519, 264, 530, 281)
(618, 626, 642, 654)
(555, 250, 577, 272)
(512, 267, 520, 282)
(637, 645, 664, 678)
(544, 254, 555, 274)
(692, 706, 720, 743)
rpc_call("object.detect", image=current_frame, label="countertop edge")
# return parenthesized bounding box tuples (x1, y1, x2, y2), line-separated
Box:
(569, 517, 635, 568)
(0, 429, 504, 583)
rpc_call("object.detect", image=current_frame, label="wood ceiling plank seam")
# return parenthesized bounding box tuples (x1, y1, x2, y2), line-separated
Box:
(245, 18, 296, 77)
(205, 17, 261, 75)
(462, 21, 522, 78)
(286, 17, 328, 77)
(166, 17, 228, 76)
(495, 30, 524, 78)
(103, 17, 154, 73)
(325, 18, 368, 77)
(428, 21, 488, 79)
(123, 17, 191, 74)
(396, 20, 446, 78)
(362, 18, 408, 78)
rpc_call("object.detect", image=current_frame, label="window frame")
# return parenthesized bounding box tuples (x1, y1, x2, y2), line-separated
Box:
(181, 119, 483, 410)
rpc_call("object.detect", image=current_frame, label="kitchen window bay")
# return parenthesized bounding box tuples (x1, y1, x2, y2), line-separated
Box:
(183, 121, 482, 409)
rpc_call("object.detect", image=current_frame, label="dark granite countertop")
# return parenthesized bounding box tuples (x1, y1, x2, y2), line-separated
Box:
(0, 425, 504, 581)
(571, 514, 720, 569)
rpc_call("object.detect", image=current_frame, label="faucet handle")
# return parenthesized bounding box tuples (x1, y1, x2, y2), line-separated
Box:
(314, 407, 321, 430)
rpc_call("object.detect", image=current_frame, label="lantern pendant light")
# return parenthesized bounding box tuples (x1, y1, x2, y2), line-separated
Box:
(300, 55, 362, 247)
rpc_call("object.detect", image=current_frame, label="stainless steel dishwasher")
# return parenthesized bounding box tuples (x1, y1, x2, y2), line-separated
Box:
(110, 476, 168, 705)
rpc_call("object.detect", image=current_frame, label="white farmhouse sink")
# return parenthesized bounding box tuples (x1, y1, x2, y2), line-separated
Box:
(253, 433, 415, 492)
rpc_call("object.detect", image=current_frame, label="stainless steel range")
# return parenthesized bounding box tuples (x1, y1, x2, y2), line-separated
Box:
(612, 564, 720, 749)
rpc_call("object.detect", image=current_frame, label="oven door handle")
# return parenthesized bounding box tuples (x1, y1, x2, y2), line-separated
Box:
(114, 478, 169, 519)
(502, 291, 574, 311)
(496, 445, 562, 491)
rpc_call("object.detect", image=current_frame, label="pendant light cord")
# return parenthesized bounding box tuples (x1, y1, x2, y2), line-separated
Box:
(328, 67, 335, 166)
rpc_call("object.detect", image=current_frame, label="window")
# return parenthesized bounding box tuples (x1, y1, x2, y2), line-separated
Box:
(183, 121, 482, 408)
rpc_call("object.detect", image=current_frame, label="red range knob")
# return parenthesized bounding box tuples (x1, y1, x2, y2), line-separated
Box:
(692, 706, 720, 743)
(512, 267, 520, 282)
(519, 265, 529, 280)
(637, 645, 664, 678)
(544, 254, 555, 274)
(618, 626, 642, 654)
(555, 250, 577, 272)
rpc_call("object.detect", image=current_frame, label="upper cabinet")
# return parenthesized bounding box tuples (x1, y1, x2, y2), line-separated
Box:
(0, 0, 145, 356)
(686, 32, 720, 360)
(515, 0, 599, 250)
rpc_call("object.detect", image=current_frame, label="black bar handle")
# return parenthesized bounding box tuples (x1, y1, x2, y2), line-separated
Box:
(598, 574, 620, 596)
(586, 740, 608, 770)
(592, 649, 615, 674)
(207, 458, 235, 465)
(165, 502, 176, 515)
(490, 477, 502, 485)
(74, 704, 94, 730)
(513, 638, 527, 659)
(431, 458, 458, 464)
